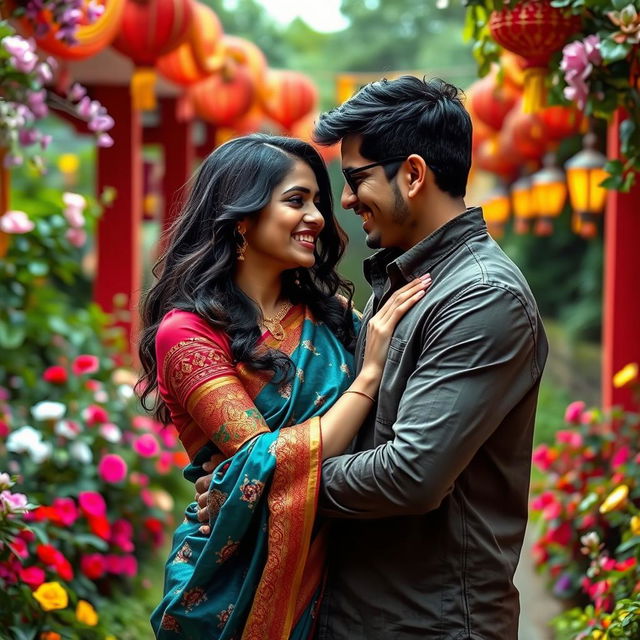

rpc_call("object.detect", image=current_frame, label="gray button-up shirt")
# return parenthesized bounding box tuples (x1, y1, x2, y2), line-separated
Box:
(316, 207, 548, 640)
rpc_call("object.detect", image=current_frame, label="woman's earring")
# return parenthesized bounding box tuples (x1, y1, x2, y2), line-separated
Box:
(294, 269, 301, 286)
(236, 231, 247, 261)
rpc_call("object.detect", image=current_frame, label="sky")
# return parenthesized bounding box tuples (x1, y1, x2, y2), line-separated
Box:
(253, 0, 349, 32)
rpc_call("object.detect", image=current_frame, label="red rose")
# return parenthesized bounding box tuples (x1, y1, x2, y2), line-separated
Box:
(37, 544, 63, 566)
(88, 515, 111, 540)
(19, 566, 45, 590)
(43, 365, 68, 384)
(80, 553, 106, 580)
(55, 556, 74, 581)
(83, 404, 109, 425)
(72, 354, 99, 376)
(50, 497, 78, 527)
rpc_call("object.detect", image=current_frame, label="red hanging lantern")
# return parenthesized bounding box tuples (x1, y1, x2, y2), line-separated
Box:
(189, 65, 255, 128)
(112, 0, 195, 110)
(261, 69, 318, 131)
(500, 102, 549, 162)
(474, 137, 521, 181)
(468, 71, 520, 131)
(156, 2, 224, 87)
(539, 105, 584, 141)
(221, 35, 269, 103)
(14, 0, 126, 60)
(489, 0, 582, 113)
(291, 113, 340, 165)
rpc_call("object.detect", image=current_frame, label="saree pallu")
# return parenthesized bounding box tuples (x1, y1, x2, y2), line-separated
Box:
(150, 306, 356, 640)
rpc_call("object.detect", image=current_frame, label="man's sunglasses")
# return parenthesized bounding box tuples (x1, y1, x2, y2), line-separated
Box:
(342, 155, 407, 195)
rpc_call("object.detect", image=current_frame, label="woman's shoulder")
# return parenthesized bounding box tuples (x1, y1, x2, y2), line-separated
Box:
(156, 309, 232, 358)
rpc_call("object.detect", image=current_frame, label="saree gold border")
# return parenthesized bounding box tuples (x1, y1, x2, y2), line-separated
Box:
(185, 376, 235, 414)
(292, 525, 328, 625)
(242, 416, 322, 640)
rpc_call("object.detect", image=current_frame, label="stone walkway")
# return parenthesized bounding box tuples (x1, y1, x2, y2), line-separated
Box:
(515, 521, 564, 640)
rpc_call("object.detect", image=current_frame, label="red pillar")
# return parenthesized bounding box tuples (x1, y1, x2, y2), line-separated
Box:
(159, 97, 195, 240)
(602, 110, 640, 410)
(92, 85, 143, 358)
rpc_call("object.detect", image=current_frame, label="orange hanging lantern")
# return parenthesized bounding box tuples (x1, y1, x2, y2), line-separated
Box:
(14, 0, 126, 60)
(489, 0, 582, 113)
(112, 0, 195, 110)
(189, 65, 255, 128)
(500, 102, 549, 162)
(482, 186, 511, 238)
(468, 71, 520, 131)
(156, 2, 224, 87)
(539, 105, 584, 141)
(221, 35, 269, 103)
(511, 176, 536, 235)
(261, 69, 318, 132)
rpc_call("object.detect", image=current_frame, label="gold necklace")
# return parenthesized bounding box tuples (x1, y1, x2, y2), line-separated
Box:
(261, 301, 292, 340)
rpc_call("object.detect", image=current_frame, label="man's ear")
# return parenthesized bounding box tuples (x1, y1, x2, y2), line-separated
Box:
(405, 154, 428, 198)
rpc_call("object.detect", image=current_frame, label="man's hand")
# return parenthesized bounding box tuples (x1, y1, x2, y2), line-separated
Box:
(194, 455, 224, 534)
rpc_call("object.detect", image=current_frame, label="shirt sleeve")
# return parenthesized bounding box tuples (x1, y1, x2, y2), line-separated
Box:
(156, 311, 270, 458)
(318, 284, 538, 518)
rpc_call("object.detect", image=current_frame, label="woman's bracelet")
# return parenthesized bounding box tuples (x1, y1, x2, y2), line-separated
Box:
(344, 389, 376, 403)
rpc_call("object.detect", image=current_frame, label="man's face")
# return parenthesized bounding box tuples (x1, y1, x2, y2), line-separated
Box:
(340, 135, 410, 250)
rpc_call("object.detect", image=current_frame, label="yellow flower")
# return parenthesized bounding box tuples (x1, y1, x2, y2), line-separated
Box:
(32, 582, 68, 611)
(600, 485, 629, 514)
(631, 516, 640, 536)
(613, 363, 638, 388)
(591, 631, 603, 639)
(105, 636, 117, 640)
(76, 600, 99, 626)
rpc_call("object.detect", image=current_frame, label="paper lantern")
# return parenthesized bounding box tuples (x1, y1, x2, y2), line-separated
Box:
(482, 186, 511, 238)
(468, 71, 520, 131)
(261, 69, 318, 131)
(291, 112, 340, 165)
(15, 0, 126, 60)
(489, 0, 582, 112)
(221, 35, 268, 102)
(474, 137, 520, 181)
(156, 2, 224, 87)
(539, 105, 584, 141)
(189, 66, 255, 128)
(500, 103, 548, 162)
(112, 0, 195, 109)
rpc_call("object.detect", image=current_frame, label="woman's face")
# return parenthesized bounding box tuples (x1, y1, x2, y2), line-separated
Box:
(243, 159, 326, 270)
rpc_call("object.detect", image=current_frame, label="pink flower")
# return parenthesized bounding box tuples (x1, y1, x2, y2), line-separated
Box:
(0, 210, 35, 234)
(97, 133, 114, 148)
(111, 519, 134, 552)
(98, 454, 127, 484)
(0, 490, 28, 513)
(72, 354, 99, 376)
(532, 443, 556, 471)
(556, 430, 583, 448)
(19, 566, 45, 590)
(612, 446, 630, 468)
(156, 451, 173, 474)
(560, 35, 602, 109)
(66, 227, 87, 247)
(120, 554, 138, 577)
(564, 401, 586, 424)
(51, 497, 78, 526)
(133, 433, 160, 458)
(132, 416, 156, 431)
(83, 404, 109, 425)
(548, 522, 572, 547)
(78, 491, 106, 518)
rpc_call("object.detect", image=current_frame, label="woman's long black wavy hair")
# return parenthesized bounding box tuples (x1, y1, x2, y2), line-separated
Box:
(138, 134, 356, 424)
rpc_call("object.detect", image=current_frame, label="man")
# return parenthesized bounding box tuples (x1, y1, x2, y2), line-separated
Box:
(198, 76, 548, 639)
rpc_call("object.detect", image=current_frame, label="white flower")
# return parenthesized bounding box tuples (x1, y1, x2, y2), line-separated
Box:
(7, 425, 52, 463)
(436, 0, 449, 7)
(94, 390, 108, 404)
(69, 440, 93, 464)
(54, 420, 82, 440)
(99, 422, 122, 443)
(31, 401, 66, 421)
(117, 384, 134, 400)
(0, 472, 13, 490)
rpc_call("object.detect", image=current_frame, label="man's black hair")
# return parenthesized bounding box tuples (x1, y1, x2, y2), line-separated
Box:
(314, 76, 472, 198)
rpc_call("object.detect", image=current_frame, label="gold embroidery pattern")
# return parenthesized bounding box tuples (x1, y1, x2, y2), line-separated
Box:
(188, 383, 270, 457)
(163, 337, 232, 403)
(242, 417, 321, 640)
(302, 340, 320, 356)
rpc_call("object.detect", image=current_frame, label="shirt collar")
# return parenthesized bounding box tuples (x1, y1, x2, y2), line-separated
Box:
(363, 207, 487, 287)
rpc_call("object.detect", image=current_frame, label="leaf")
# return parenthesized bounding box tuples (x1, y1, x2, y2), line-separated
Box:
(612, 0, 630, 9)
(8, 628, 36, 640)
(615, 535, 640, 554)
(0, 320, 26, 349)
(599, 37, 632, 64)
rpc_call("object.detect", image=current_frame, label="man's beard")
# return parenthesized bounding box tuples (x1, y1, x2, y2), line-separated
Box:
(365, 183, 409, 249)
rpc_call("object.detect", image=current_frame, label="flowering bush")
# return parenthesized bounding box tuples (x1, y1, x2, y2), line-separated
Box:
(0, 195, 189, 637)
(462, 0, 640, 191)
(530, 364, 640, 638)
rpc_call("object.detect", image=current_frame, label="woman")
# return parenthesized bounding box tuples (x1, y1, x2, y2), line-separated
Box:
(138, 134, 430, 640)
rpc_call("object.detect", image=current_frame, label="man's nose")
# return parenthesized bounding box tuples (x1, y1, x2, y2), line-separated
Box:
(340, 184, 357, 211)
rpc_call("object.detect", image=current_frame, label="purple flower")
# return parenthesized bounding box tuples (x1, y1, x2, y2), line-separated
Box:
(27, 90, 48, 119)
(87, 0, 105, 22)
(36, 62, 53, 84)
(68, 83, 87, 102)
(97, 133, 114, 148)
(3, 153, 23, 169)
(76, 96, 102, 119)
(88, 114, 115, 133)
(560, 35, 602, 109)
(18, 129, 40, 147)
(40, 134, 52, 150)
